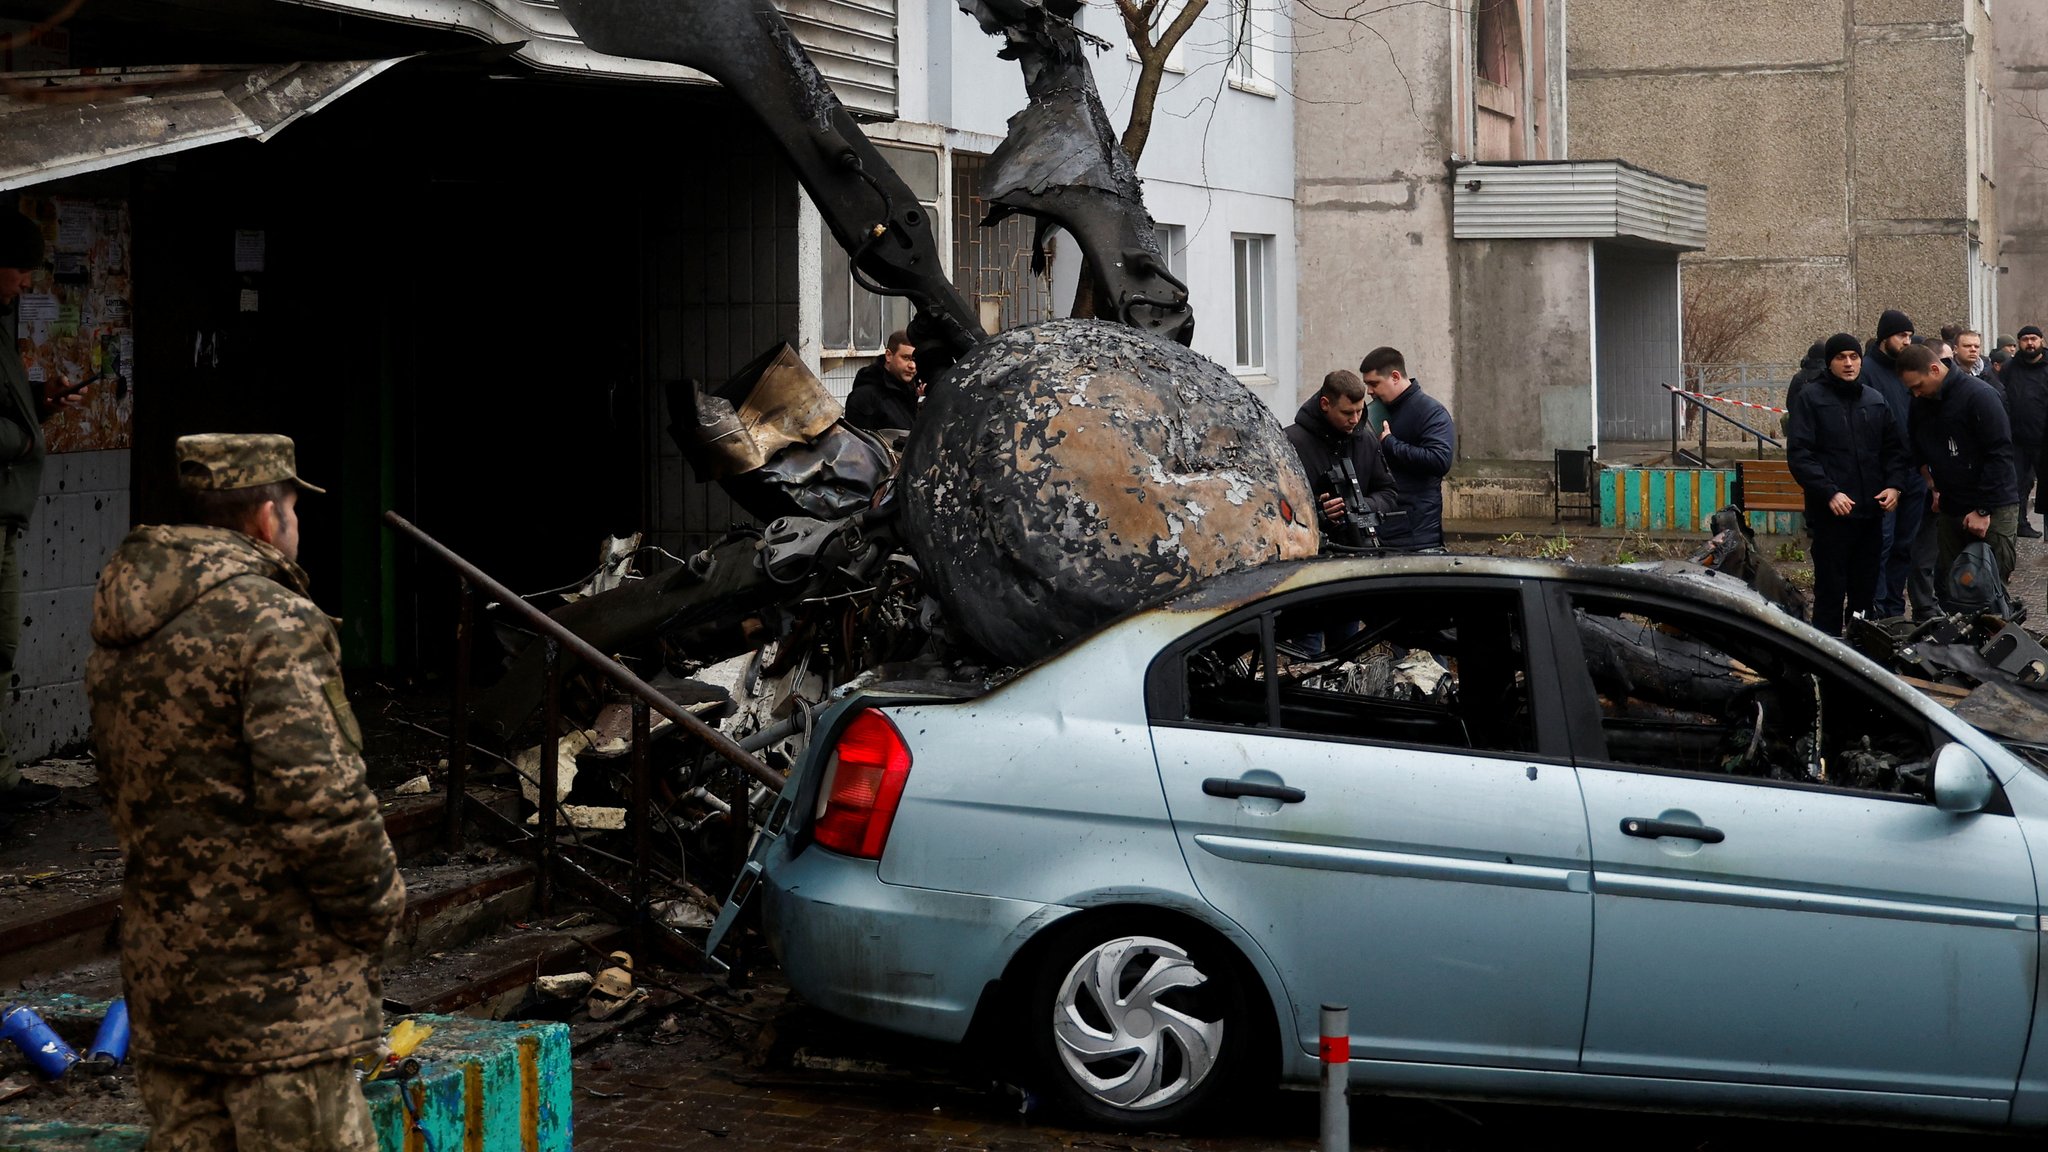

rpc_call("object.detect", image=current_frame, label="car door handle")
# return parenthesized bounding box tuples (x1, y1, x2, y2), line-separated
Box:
(1203, 778, 1306, 803)
(1620, 817, 1725, 844)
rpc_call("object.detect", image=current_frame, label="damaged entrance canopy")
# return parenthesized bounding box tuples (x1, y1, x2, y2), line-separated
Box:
(0, 59, 415, 192)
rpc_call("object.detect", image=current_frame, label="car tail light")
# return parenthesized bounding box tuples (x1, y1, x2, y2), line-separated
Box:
(813, 709, 912, 859)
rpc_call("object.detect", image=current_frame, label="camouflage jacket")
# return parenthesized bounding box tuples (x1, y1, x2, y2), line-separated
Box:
(86, 525, 404, 1074)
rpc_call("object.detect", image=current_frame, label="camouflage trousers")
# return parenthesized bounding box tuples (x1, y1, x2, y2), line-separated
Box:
(137, 1057, 377, 1152)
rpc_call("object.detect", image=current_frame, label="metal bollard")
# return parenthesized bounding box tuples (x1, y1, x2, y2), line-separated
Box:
(1320, 1003, 1349, 1152)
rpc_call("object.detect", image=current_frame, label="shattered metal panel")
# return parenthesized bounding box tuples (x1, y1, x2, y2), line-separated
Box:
(901, 319, 1317, 666)
(1955, 680, 2048, 747)
(280, 0, 899, 116)
(0, 60, 411, 191)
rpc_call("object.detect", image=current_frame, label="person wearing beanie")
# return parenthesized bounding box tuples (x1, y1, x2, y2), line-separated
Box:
(0, 210, 60, 817)
(1898, 343, 2022, 592)
(2005, 325, 2048, 536)
(1862, 310, 1936, 618)
(1786, 333, 1910, 635)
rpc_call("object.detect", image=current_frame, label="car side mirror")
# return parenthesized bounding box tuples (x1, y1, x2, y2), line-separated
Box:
(1933, 743, 1996, 814)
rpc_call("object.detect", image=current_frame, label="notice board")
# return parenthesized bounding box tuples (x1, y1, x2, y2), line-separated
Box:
(15, 195, 134, 453)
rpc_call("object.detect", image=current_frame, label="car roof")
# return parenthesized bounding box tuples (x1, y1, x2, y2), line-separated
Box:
(1157, 554, 1778, 619)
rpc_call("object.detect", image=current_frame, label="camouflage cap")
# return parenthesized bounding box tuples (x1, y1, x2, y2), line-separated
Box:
(174, 433, 326, 494)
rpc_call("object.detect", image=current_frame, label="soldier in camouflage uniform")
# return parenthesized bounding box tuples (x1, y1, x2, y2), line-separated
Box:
(86, 434, 404, 1151)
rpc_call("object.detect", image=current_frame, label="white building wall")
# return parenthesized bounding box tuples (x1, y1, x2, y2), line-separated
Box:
(4, 449, 129, 761)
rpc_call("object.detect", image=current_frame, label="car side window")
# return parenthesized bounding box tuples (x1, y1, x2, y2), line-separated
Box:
(1180, 587, 1536, 755)
(1186, 621, 1270, 728)
(1568, 595, 1936, 797)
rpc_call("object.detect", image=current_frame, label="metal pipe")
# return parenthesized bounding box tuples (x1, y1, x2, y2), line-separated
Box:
(538, 639, 562, 917)
(631, 697, 652, 960)
(445, 580, 475, 850)
(727, 758, 751, 988)
(739, 714, 804, 753)
(1320, 1003, 1349, 1152)
(382, 512, 783, 792)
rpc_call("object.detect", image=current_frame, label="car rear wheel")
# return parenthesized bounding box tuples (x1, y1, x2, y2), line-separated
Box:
(1024, 922, 1252, 1128)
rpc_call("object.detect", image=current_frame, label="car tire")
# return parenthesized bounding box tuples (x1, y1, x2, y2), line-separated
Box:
(1022, 917, 1255, 1129)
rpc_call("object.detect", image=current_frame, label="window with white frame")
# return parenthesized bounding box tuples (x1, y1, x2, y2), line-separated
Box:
(1226, 0, 1275, 94)
(1233, 233, 1272, 372)
(1127, 0, 1188, 74)
(823, 143, 943, 354)
(1157, 223, 1188, 283)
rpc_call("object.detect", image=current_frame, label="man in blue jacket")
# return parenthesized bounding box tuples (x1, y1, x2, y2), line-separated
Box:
(1359, 346, 1455, 550)
(1785, 334, 1910, 635)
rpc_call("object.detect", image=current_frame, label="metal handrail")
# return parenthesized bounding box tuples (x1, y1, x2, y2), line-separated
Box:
(385, 510, 781, 960)
(385, 512, 782, 791)
(1664, 384, 1781, 467)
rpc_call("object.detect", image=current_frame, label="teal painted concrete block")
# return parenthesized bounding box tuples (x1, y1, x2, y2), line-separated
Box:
(0, 1009, 570, 1152)
(0, 1122, 144, 1152)
(364, 1016, 572, 1152)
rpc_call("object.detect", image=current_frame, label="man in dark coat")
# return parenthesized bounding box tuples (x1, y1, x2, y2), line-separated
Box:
(1285, 369, 1400, 549)
(1786, 334, 1910, 635)
(844, 329, 922, 433)
(1899, 344, 2022, 591)
(1863, 309, 1934, 618)
(1358, 346, 1454, 550)
(2005, 325, 2048, 537)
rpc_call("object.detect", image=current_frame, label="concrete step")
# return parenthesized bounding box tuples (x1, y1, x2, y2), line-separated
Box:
(0, 793, 457, 991)
(382, 921, 627, 1020)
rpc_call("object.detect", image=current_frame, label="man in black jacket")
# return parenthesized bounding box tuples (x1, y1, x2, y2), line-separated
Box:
(1863, 310, 1934, 618)
(844, 330, 922, 433)
(1359, 346, 1454, 550)
(1285, 370, 1400, 549)
(2005, 325, 2048, 537)
(1899, 343, 2022, 592)
(1786, 334, 1910, 635)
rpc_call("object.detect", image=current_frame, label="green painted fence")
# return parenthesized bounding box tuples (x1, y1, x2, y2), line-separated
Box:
(1597, 466, 1804, 535)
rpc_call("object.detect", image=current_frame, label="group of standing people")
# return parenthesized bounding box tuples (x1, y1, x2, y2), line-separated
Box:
(1786, 309, 2031, 636)
(1284, 347, 1457, 552)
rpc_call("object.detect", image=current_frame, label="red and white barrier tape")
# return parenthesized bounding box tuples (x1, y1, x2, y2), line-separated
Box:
(1661, 384, 1787, 416)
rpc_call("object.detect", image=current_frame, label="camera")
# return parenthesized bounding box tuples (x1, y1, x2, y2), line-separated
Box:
(1317, 459, 1404, 552)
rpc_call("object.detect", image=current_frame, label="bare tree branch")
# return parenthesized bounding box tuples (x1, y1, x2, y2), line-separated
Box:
(1683, 266, 1776, 383)
(1119, 0, 1210, 164)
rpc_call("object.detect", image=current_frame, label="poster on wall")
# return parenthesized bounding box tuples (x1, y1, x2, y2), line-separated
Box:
(15, 195, 134, 454)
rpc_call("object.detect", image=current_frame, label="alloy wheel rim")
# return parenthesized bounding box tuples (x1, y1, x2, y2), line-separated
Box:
(1051, 934, 1224, 1111)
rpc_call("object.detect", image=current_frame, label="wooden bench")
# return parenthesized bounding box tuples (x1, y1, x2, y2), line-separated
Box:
(1736, 459, 1804, 514)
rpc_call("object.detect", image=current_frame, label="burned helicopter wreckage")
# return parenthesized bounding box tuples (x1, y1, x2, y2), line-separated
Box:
(464, 0, 1314, 741)
(457, 0, 2048, 876)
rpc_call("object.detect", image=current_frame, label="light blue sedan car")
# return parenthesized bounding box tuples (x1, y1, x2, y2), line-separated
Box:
(736, 556, 2048, 1131)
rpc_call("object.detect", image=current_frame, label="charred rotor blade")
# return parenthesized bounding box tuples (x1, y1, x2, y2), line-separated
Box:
(958, 0, 1193, 343)
(557, 0, 983, 370)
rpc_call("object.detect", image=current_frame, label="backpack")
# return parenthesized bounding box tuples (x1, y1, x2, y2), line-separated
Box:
(1943, 541, 2015, 619)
